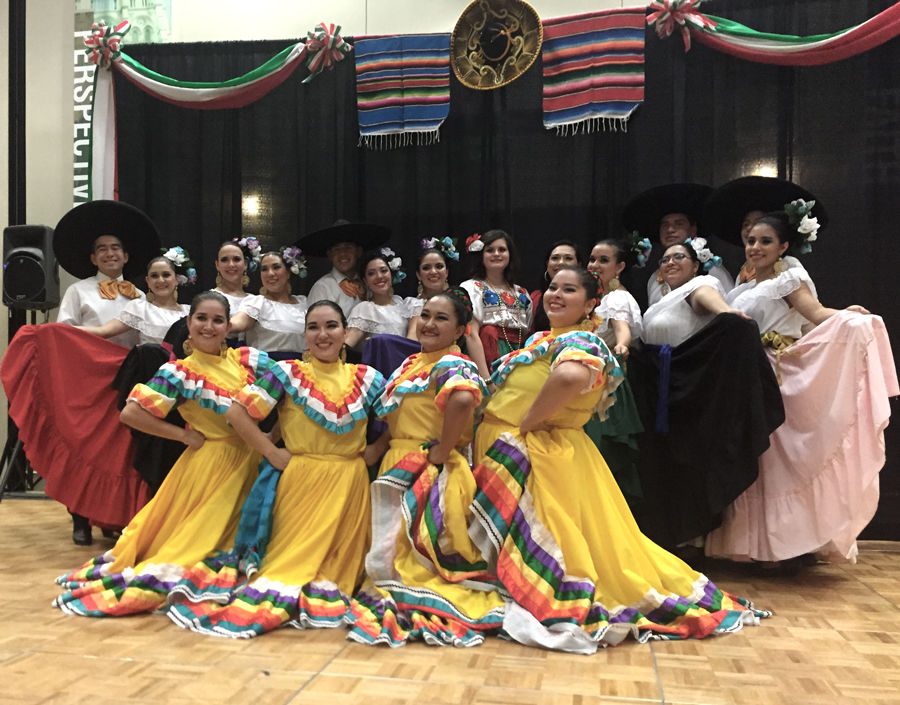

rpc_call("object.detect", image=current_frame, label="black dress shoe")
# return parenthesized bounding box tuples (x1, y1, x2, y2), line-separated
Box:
(72, 526, 93, 546)
(71, 513, 93, 546)
(100, 528, 121, 540)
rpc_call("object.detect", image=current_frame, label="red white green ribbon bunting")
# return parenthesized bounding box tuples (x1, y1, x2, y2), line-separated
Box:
(84, 20, 131, 68)
(303, 22, 351, 84)
(647, 0, 716, 52)
(647, 2, 900, 66)
(85, 19, 353, 200)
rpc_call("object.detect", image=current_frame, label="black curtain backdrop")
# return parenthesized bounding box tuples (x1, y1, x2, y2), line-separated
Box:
(115, 0, 900, 538)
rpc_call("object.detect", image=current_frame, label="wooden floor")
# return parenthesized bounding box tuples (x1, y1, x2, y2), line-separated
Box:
(2, 499, 900, 705)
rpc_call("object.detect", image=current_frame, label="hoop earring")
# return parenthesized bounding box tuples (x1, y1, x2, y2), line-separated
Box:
(774, 258, 787, 274)
(183, 337, 194, 356)
(241, 273, 250, 287)
(608, 277, 620, 292)
(215, 273, 223, 288)
(544, 270, 550, 282)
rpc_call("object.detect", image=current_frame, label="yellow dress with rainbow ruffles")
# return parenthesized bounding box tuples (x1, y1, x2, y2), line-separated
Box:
(166, 357, 384, 637)
(348, 347, 507, 647)
(471, 327, 770, 653)
(52, 347, 269, 617)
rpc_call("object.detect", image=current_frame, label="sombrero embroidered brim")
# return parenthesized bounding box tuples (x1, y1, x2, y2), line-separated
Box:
(622, 183, 713, 241)
(702, 176, 828, 245)
(53, 200, 162, 280)
(297, 220, 391, 257)
(451, 0, 543, 90)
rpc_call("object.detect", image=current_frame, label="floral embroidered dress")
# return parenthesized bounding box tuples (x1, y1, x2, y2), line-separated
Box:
(348, 347, 506, 647)
(706, 268, 899, 562)
(166, 358, 385, 637)
(460, 279, 533, 365)
(53, 347, 270, 617)
(470, 327, 769, 654)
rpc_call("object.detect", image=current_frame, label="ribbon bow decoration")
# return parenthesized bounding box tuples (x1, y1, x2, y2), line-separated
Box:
(98, 279, 140, 301)
(302, 23, 351, 84)
(646, 0, 717, 52)
(84, 20, 131, 69)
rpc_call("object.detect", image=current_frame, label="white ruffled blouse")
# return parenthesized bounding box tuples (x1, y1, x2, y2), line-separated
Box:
(347, 296, 423, 337)
(116, 299, 189, 346)
(593, 289, 643, 348)
(642, 275, 725, 347)
(727, 264, 817, 339)
(239, 294, 308, 353)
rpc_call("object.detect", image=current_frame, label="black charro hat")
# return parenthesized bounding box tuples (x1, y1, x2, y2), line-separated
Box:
(296, 219, 391, 257)
(622, 183, 713, 241)
(53, 200, 161, 280)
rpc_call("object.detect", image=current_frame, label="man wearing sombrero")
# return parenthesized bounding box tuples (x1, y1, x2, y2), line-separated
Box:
(55, 200, 161, 349)
(702, 176, 828, 284)
(303, 219, 390, 318)
(623, 183, 735, 308)
(51, 200, 160, 544)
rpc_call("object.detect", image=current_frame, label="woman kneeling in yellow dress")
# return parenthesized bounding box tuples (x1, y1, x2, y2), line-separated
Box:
(349, 289, 507, 647)
(164, 301, 386, 637)
(53, 291, 270, 617)
(471, 267, 770, 654)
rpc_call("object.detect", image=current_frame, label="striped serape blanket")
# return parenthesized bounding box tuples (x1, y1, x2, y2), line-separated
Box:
(354, 34, 451, 149)
(542, 8, 646, 134)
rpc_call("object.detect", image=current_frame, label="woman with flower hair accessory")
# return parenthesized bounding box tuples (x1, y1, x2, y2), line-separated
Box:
(229, 249, 309, 359)
(583, 237, 646, 511)
(705, 208, 898, 569)
(77, 250, 192, 345)
(345, 249, 422, 354)
(628, 240, 785, 550)
(53, 291, 273, 617)
(416, 237, 458, 299)
(349, 288, 506, 647)
(460, 229, 533, 379)
(213, 238, 261, 325)
(468, 267, 769, 653)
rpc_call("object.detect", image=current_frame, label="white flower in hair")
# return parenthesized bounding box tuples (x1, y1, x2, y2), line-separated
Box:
(388, 257, 402, 271)
(690, 237, 712, 262)
(797, 214, 819, 235)
(163, 247, 187, 266)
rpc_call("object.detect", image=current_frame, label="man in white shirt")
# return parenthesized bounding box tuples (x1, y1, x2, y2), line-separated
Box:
(51, 199, 160, 544)
(303, 220, 390, 318)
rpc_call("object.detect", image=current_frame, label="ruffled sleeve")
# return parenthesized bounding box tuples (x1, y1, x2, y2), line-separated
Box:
(347, 302, 380, 333)
(431, 355, 489, 411)
(234, 361, 289, 421)
(403, 296, 424, 318)
(771, 267, 817, 300)
(550, 330, 622, 395)
(594, 290, 643, 340)
(116, 298, 147, 333)
(239, 294, 264, 321)
(127, 362, 184, 418)
(459, 280, 484, 323)
(236, 346, 273, 381)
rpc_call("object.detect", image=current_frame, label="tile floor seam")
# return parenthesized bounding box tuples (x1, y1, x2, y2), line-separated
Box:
(282, 638, 351, 704)
(648, 641, 667, 705)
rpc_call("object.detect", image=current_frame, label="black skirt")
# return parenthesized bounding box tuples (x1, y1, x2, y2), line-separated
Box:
(629, 313, 785, 548)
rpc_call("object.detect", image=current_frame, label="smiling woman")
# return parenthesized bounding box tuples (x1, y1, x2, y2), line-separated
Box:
(76, 253, 190, 345)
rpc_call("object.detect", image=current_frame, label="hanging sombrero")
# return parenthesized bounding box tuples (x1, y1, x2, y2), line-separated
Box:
(622, 183, 713, 241)
(53, 200, 161, 281)
(451, 0, 543, 90)
(702, 176, 828, 246)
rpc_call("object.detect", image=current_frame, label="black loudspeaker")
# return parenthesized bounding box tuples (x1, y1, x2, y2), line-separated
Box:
(3, 225, 60, 310)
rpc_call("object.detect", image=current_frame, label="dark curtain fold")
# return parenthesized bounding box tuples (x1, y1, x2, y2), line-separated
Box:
(114, 0, 900, 538)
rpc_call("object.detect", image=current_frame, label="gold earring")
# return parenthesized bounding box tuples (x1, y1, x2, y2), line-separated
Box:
(215, 273, 223, 288)
(241, 273, 250, 287)
(302, 350, 312, 363)
(774, 258, 787, 274)
(417, 281, 424, 298)
(220, 341, 228, 355)
(260, 286, 267, 297)
(656, 270, 664, 284)
(340, 345, 347, 363)
(183, 337, 194, 355)
(608, 277, 620, 291)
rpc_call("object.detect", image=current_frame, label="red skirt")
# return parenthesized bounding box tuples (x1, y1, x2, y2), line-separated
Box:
(1, 324, 150, 526)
